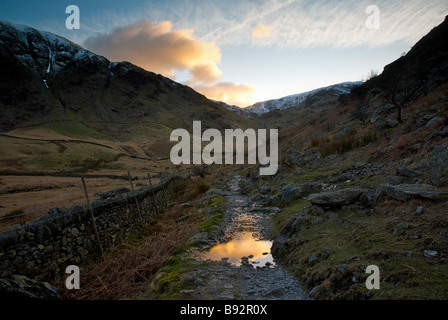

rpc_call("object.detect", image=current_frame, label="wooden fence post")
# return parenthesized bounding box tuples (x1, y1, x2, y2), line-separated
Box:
(81, 177, 103, 256)
(128, 171, 144, 228)
(159, 172, 168, 208)
(147, 173, 160, 217)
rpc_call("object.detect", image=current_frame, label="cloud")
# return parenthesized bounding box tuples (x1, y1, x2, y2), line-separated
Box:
(83, 19, 222, 83)
(186, 0, 447, 48)
(252, 25, 274, 39)
(268, 0, 448, 48)
(193, 82, 257, 108)
(84, 19, 256, 107)
(190, 64, 222, 84)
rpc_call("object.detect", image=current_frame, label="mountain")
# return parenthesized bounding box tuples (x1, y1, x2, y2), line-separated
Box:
(239, 16, 448, 300)
(357, 15, 448, 102)
(244, 81, 361, 116)
(278, 15, 448, 152)
(210, 100, 254, 118)
(0, 21, 253, 142)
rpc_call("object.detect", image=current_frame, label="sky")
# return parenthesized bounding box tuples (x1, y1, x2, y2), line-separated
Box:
(1, 0, 447, 107)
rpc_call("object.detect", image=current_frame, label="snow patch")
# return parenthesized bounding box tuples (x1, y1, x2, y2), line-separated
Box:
(245, 81, 362, 115)
(46, 47, 52, 73)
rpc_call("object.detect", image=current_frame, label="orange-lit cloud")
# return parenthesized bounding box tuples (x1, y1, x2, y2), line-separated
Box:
(193, 82, 256, 108)
(84, 19, 222, 83)
(252, 25, 274, 39)
(84, 19, 257, 107)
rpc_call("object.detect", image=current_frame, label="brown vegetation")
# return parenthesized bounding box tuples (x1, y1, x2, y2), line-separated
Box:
(58, 177, 209, 300)
(310, 129, 377, 157)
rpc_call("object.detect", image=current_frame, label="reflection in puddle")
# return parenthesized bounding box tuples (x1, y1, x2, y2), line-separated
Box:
(203, 231, 275, 268)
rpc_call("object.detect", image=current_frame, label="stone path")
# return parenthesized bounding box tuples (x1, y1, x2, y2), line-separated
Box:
(183, 174, 309, 300)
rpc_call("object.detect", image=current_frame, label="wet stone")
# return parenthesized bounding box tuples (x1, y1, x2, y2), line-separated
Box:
(186, 174, 309, 300)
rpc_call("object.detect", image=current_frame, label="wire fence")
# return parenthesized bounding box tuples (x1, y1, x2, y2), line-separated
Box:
(0, 166, 190, 224)
(0, 167, 194, 279)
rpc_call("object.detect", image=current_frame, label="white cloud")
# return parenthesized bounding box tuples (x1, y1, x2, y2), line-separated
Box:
(188, 0, 448, 48)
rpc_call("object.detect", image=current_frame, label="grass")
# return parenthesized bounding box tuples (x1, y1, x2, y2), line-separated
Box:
(39, 120, 109, 140)
(271, 198, 310, 237)
(54, 175, 228, 300)
(198, 195, 226, 233)
(273, 198, 448, 299)
(4, 209, 24, 218)
(311, 129, 378, 157)
(147, 193, 227, 299)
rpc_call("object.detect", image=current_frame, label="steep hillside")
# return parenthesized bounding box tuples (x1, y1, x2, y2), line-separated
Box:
(236, 15, 448, 299)
(0, 21, 253, 143)
(0, 21, 256, 226)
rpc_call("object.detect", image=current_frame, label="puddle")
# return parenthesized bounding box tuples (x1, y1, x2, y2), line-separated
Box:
(202, 231, 275, 268)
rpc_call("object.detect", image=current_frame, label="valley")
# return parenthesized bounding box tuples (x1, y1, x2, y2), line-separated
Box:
(1, 14, 448, 301)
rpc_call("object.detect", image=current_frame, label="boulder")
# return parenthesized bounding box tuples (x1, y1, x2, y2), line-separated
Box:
(426, 116, 442, 127)
(271, 211, 308, 255)
(308, 187, 369, 206)
(430, 145, 448, 187)
(0, 274, 60, 299)
(375, 184, 448, 202)
(416, 206, 424, 215)
(396, 166, 422, 179)
(440, 126, 448, 137)
(393, 222, 409, 234)
(301, 182, 324, 195)
(281, 183, 300, 201)
(283, 149, 304, 168)
(423, 250, 438, 258)
(382, 175, 404, 185)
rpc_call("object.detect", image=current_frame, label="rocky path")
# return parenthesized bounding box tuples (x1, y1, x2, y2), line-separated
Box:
(182, 174, 309, 300)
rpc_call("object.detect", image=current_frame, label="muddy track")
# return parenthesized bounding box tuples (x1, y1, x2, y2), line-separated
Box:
(182, 174, 309, 300)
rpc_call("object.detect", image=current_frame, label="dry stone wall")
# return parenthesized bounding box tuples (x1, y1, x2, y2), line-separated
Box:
(0, 174, 190, 281)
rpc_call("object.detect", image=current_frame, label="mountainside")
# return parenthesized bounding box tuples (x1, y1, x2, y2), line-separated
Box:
(0, 21, 253, 140)
(244, 81, 361, 116)
(235, 15, 448, 300)
(1, 13, 448, 302)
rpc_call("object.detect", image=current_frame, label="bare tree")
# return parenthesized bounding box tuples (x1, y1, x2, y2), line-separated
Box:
(382, 73, 416, 123)
(381, 57, 420, 124)
(362, 69, 379, 82)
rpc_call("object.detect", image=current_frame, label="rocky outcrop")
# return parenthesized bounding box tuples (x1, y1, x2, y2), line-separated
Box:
(301, 182, 324, 195)
(281, 183, 300, 201)
(0, 274, 60, 299)
(282, 148, 321, 169)
(374, 183, 448, 202)
(271, 210, 309, 256)
(283, 149, 304, 168)
(308, 187, 369, 207)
